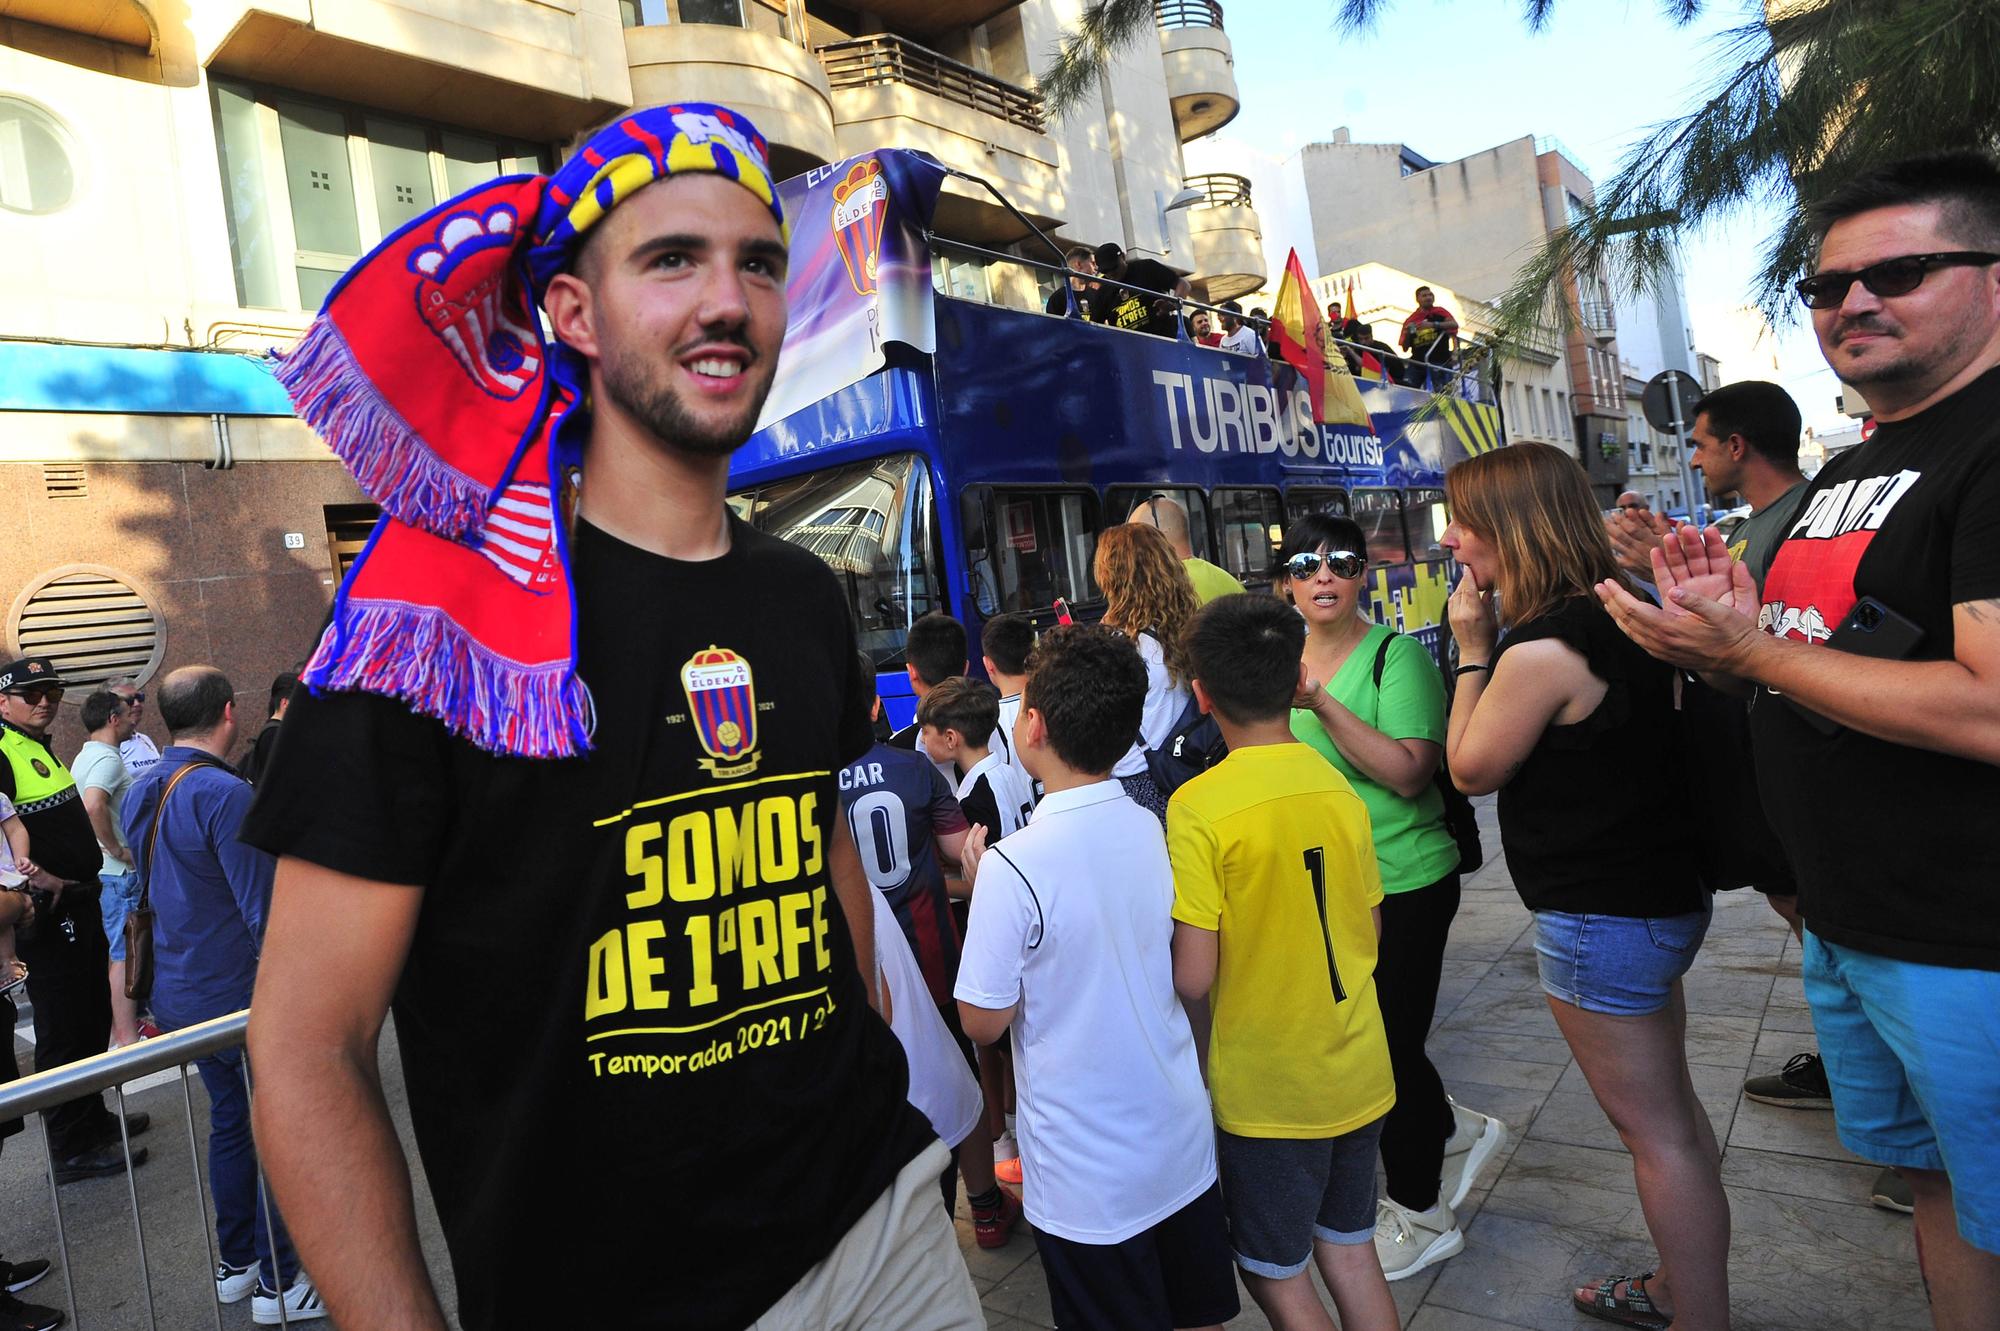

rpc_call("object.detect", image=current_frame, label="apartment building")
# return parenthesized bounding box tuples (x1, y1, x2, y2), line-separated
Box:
(0, 0, 1264, 753)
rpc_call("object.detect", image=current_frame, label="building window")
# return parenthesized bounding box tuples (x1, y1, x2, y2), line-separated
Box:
(1556, 391, 1569, 439)
(679, 0, 746, 22)
(0, 97, 77, 215)
(211, 80, 550, 311)
(1540, 388, 1554, 437)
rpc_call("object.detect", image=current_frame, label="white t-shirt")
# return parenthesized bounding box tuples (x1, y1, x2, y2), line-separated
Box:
(873, 890, 983, 1149)
(1112, 631, 1191, 779)
(1219, 323, 1263, 356)
(993, 693, 1038, 803)
(956, 751, 1035, 839)
(954, 780, 1216, 1243)
(119, 732, 161, 779)
(70, 740, 133, 875)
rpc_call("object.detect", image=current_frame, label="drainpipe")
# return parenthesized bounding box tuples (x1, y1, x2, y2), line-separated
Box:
(205, 414, 234, 471)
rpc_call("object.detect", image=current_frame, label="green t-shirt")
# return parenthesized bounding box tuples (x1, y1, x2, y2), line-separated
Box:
(1183, 556, 1246, 605)
(1290, 623, 1460, 893)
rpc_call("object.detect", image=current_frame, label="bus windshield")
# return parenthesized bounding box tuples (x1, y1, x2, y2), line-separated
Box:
(728, 452, 941, 667)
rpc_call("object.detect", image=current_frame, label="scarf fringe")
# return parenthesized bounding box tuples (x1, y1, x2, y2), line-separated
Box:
(276, 318, 490, 539)
(304, 599, 595, 760)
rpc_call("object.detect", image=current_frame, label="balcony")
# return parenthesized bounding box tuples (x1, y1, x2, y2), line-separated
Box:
(203, 0, 632, 141)
(1182, 173, 1264, 302)
(817, 34, 1064, 243)
(1157, 0, 1239, 142)
(624, 22, 838, 180)
(833, 0, 1024, 40)
(1578, 297, 1617, 344)
(0, 0, 154, 50)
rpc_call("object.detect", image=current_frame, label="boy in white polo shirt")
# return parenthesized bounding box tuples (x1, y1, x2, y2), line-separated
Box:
(955, 624, 1236, 1331)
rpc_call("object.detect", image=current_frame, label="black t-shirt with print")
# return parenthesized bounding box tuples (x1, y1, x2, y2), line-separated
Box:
(1751, 366, 2000, 969)
(241, 517, 934, 1330)
(1090, 258, 1179, 330)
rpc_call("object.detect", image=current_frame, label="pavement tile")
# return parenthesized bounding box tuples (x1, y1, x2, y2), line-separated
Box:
(1728, 1093, 1868, 1163)
(1426, 1027, 1574, 1067)
(1406, 1308, 1542, 1330)
(1719, 1145, 1886, 1207)
(1477, 1138, 1651, 1241)
(1680, 1012, 1763, 1071)
(1423, 1211, 1645, 1330)
(977, 1250, 1054, 1326)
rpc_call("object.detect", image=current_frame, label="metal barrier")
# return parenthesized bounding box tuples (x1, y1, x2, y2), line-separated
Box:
(0, 1009, 302, 1329)
(1183, 172, 1252, 209)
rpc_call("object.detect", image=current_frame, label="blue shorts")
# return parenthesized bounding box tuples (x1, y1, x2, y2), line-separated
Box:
(99, 871, 140, 962)
(1803, 931, 2000, 1255)
(1534, 900, 1711, 1016)
(1216, 1118, 1385, 1278)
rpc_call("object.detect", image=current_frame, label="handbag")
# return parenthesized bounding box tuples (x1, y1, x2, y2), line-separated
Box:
(1371, 633, 1485, 876)
(126, 758, 221, 1002)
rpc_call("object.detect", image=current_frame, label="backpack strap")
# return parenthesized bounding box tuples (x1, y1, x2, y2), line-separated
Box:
(1371, 628, 1395, 690)
(137, 758, 226, 911)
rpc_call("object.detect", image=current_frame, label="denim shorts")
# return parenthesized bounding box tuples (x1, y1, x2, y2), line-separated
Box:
(1216, 1117, 1385, 1278)
(99, 870, 140, 962)
(1534, 898, 1711, 1016)
(1803, 931, 2000, 1254)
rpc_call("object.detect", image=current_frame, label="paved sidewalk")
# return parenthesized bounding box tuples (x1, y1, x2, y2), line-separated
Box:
(959, 802, 1933, 1331)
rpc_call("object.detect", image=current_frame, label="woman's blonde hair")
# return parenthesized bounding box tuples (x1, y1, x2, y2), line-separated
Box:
(1093, 523, 1198, 685)
(1443, 441, 1633, 627)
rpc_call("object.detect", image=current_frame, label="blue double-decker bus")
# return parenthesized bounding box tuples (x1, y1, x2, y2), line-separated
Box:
(728, 150, 1506, 725)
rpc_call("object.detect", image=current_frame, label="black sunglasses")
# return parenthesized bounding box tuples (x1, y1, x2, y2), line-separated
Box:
(1795, 251, 2000, 309)
(1285, 550, 1365, 581)
(9, 685, 64, 704)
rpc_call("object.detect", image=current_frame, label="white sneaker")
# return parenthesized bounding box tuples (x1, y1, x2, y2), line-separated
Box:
(252, 1273, 329, 1324)
(1441, 1097, 1506, 1210)
(1374, 1197, 1463, 1281)
(214, 1260, 257, 1304)
(993, 1128, 1020, 1163)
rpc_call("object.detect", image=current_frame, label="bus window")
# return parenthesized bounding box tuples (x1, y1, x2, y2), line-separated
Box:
(986, 490, 1099, 613)
(1408, 488, 1448, 561)
(1104, 486, 1217, 563)
(730, 452, 941, 665)
(1283, 487, 1350, 527)
(1213, 487, 1283, 587)
(1351, 488, 1411, 566)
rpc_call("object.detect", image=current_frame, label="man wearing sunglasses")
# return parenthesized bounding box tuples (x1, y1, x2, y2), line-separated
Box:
(1599, 152, 2000, 1324)
(0, 658, 149, 1183)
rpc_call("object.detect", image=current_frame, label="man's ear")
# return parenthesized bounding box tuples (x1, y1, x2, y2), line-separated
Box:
(1729, 434, 1750, 464)
(1019, 707, 1044, 749)
(980, 654, 999, 679)
(904, 662, 921, 688)
(869, 696, 881, 725)
(1190, 676, 1215, 717)
(543, 272, 598, 360)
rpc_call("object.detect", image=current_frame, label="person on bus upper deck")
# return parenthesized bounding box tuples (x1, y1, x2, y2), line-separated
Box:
(1127, 496, 1245, 605)
(1091, 242, 1183, 335)
(1217, 301, 1262, 356)
(1093, 524, 1199, 824)
(1400, 287, 1459, 380)
(1044, 244, 1098, 318)
(1349, 322, 1400, 383)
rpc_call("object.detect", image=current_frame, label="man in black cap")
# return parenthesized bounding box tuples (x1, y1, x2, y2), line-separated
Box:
(0, 658, 149, 1182)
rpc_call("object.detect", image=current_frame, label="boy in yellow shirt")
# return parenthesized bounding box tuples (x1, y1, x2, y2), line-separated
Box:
(1169, 593, 1399, 1331)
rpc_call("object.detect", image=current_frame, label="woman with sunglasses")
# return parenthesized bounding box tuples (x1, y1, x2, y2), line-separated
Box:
(1442, 442, 1725, 1331)
(1277, 513, 1505, 1284)
(1093, 523, 1198, 823)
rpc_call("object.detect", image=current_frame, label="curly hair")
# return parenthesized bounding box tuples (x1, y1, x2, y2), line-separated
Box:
(1092, 523, 1198, 686)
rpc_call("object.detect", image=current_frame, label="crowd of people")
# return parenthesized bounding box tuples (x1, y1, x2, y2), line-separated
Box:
(0, 97, 1995, 1331)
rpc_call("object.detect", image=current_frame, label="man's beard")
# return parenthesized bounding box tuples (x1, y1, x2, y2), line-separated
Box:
(600, 341, 776, 458)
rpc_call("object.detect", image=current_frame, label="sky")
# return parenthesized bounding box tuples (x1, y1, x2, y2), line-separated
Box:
(1210, 0, 1851, 430)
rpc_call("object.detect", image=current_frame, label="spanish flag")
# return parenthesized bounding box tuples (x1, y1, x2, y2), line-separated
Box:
(1272, 249, 1373, 431)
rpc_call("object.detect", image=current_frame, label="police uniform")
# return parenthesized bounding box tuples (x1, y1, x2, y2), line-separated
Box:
(0, 657, 126, 1167)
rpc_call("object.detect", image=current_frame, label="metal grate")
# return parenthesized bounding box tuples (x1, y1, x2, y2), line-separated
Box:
(10, 568, 163, 690)
(42, 463, 87, 499)
(816, 35, 1045, 133)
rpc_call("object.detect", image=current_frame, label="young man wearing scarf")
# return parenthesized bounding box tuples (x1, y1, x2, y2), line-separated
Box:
(241, 106, 977, 1330)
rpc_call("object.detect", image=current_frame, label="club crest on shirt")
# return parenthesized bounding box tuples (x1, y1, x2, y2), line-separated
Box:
(681, 645, 760, 778)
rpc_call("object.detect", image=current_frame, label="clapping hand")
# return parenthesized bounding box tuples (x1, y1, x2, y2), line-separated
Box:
(1605, 507, 1671, 582)
(1448, 566, 1498, 660)
(1597, 524, 1762, 675)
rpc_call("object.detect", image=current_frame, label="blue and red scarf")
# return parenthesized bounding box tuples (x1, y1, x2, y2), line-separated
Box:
(277, 103, 787, 759)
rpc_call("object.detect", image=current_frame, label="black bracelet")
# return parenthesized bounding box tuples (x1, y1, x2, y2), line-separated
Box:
(1454, 662, 1491, 679)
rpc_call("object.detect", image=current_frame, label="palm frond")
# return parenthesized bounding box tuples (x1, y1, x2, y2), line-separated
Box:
(1036, 0, 1159, 120)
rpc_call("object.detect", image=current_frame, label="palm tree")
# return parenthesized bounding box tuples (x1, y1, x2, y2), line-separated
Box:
(1038, 0, 2000, 346)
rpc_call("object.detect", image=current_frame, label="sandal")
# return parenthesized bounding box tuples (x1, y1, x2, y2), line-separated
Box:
(0, 959, 24, 999)
(1573, 1271, 1671, 1329)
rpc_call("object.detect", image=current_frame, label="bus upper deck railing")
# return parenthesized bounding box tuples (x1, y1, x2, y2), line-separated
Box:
(934, 235, 1497, 400)
(0, 1010, 305, 1329)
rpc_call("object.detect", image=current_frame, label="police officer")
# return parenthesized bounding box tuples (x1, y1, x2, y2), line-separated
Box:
(0, 658, 148, 1182)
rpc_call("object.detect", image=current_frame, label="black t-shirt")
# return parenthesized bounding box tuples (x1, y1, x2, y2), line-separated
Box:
(1751, 366, 2000, 968)
(1090, 258, 1179, 331)
(0, 723, 100, 885)
(241, 518, 933, 1330)
(241, 718, 282, 786)
(1045, 280, 1096, 317)
(1492, 595, 1706, 918)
